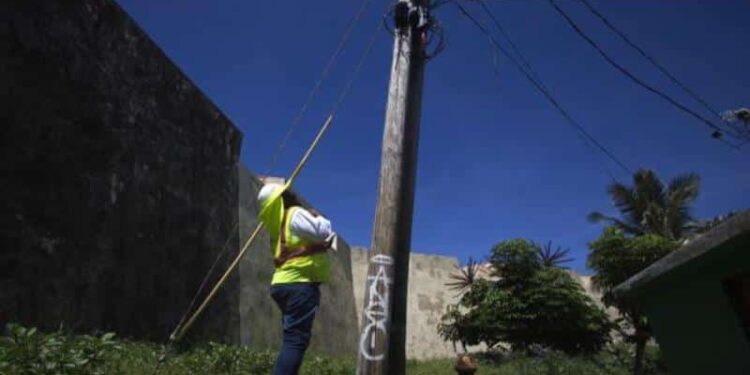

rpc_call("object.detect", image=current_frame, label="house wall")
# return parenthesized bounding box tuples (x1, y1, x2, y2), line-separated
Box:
(637, 232, 750, 375)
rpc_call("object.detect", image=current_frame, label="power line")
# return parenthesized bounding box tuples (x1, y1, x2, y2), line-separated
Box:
(166, 26, 382, 338)
(455, 1, 633, 178)
(165, 6, 384, 354)
(577, 0, 724, 121)
(476, 0, 545, 87)
(265, 0, 374, 176)
(547, 0, 742, 146)
(331, 22, 382, 117)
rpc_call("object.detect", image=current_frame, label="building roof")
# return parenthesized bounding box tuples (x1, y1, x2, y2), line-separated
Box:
(614, 209, 750, 297)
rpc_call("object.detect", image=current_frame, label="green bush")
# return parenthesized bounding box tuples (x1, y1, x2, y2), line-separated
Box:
(0, 324, 121, 375)
(0, 324, 355, 375)
(1, 324, 667, 375)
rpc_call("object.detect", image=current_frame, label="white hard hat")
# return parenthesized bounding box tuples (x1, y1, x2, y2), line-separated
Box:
(257, 183, 283, 206)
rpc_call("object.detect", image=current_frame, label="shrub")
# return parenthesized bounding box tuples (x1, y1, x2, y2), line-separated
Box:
(0, 323, 121, 375)
(440, 239, 612, 354)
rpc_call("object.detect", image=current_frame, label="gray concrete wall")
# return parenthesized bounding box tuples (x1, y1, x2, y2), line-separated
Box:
(0, 0, 359, 354)
(238, 166, 359, 356)
(0, 0, 242, 343)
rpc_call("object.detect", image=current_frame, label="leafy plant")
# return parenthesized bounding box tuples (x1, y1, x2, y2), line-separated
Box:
(446, 257, 481, 293)
(588, 228, 678, 375)
(2, 323, 669, 375)
(440, 239, 612, 355)
(587, 169, 700, 240)
(587, 169, 698, 375)
(537, 242, 573, 268)
(0, 323, 121, 375)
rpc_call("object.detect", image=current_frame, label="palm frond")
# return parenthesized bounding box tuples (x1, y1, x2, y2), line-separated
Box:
(587, 211, 643, 236)
(536, 241, 574, 268)
(446, 258, 481, 292)
(597, 169, 701, 240)
(634, 170, 665, 203)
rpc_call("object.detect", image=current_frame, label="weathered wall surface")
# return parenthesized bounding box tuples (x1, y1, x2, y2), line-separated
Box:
(351, 248, 618, 359)
(238, 166, 359, 355)
(351, 248, 459, 359)
(0, 0, 242, 343)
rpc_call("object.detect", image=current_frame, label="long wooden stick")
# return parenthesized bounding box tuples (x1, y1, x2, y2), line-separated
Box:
(170, 114, 335, 343)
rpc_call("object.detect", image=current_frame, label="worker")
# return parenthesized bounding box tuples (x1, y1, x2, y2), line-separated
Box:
(257, 182, 337, 375)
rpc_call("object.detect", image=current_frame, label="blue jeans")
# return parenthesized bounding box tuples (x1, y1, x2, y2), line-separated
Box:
(270, 283, 320, 375)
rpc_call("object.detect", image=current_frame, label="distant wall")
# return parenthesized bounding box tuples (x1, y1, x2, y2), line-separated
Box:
(566, 272, 621, 322)
(238, 166, 359, 355)
(351, 248, 619, 359)
(0, 0, 242, 342)
(351, 248, 459, 359)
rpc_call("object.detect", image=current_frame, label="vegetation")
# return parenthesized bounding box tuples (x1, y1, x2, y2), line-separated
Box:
(587, 169, 700, 240)
(588, 230, 678, 375)
(0, 324, 668, 375)
(438, 239, 612, 355)
(0, 324, 351, 375)
(587, 169, 697, 375)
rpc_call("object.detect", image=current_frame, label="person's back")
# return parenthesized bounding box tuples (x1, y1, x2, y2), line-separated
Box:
(257, 183, 336, 375)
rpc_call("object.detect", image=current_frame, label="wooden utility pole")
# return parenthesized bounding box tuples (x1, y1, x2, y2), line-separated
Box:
(356, 0, 429, 374)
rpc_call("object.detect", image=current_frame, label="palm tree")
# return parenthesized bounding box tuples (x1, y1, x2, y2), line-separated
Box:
(587, 169, 700, 240)
(588, 169, 700, 375)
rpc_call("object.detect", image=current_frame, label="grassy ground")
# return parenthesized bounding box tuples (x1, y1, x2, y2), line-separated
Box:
(0, 324, 668, 374)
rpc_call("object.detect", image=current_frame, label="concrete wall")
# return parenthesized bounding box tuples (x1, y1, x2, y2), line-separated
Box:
(567, 272, 621, 322)
(238, 166, 359, 356)
(351, 248, 459, 359)
(0, 0, 242, 343)
(351, 248, 619, 359)
(0, 0, 359, 354)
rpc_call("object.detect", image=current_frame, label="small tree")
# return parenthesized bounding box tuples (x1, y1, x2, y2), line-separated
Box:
(439, 239, 612, 355)
(588, 228, 678, 375)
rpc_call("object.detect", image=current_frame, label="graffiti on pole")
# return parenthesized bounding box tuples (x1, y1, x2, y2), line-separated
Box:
(358, 254, 394, 361)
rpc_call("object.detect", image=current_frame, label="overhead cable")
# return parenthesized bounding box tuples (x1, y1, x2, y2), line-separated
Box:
(456, 2, 633, 178)
(548, 0, 742, 146)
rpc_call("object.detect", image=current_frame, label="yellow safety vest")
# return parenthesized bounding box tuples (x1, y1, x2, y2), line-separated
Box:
(259, 188, 330, 285)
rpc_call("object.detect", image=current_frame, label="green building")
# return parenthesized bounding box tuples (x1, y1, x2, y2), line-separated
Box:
(615, 210, 750, 375)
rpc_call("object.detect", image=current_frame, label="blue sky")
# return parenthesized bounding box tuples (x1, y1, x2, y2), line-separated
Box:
(118, 0, 749, 273)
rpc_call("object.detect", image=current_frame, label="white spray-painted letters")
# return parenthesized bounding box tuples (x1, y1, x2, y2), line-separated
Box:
(358, 254, 394, 361)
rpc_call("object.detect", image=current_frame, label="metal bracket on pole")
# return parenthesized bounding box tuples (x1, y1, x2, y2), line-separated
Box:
(394, 2, 430, 32)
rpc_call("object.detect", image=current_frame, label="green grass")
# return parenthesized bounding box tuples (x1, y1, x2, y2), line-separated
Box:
(0, 324, 667, 374)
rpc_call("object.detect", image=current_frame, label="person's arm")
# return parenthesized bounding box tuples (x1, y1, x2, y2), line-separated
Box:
(289, 208, 334, 243)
